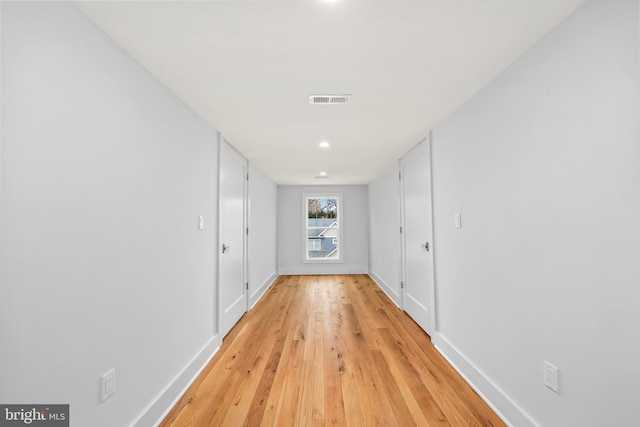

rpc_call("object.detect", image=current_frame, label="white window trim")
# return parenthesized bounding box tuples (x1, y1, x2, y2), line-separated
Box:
(302, 193, 343, 264)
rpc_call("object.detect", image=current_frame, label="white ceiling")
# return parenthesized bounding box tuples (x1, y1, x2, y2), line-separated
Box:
(73, 0, 584, 185)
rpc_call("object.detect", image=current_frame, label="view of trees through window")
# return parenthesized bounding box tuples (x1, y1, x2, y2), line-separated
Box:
(305, 196, 341, 261)
(308, 198, 337, 219)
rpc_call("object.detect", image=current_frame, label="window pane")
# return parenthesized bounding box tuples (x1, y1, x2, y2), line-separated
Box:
(307, 198, 338, 219)
(306, 234, 337, 258)
(307, 228, 327, 238)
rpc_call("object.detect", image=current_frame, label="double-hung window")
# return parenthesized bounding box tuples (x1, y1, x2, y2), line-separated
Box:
(303, 193, 342, 263)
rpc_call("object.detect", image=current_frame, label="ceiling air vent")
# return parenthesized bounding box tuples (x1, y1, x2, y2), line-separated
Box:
(309, 94, 351, 105)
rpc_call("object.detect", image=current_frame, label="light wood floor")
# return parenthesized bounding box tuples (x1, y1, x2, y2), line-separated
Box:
(160, 275, 505, 426)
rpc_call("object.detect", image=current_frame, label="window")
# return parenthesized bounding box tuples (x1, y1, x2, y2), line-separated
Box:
(308, 239, 321, 251)
(303, 193, 342, 263)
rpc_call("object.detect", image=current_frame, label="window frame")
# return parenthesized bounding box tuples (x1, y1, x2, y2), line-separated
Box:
(302, 193, 343, 264)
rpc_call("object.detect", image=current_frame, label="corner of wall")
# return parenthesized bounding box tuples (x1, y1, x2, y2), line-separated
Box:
(132, 336, 220, 427)
(432, 334, 537, 427)
(368, 273, 401, 308)
(249, 272, 278, 309)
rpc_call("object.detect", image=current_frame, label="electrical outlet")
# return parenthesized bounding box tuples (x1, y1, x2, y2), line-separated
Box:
(543, 361, 559, 393)
(101, 368, 116, 402)
(454, 213, 462, 229)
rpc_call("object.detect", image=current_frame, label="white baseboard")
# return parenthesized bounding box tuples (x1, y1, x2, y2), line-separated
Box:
(131, 335, 220, 427)
(249, 272, 278, 309)
(432, 334, 538, 427)
(277, 266, 368, 275)
(367, 272, 401, 307)
(367, 273, 530, 426)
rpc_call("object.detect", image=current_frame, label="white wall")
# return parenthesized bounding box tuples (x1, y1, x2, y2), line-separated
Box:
(429, 0, 640, 425)
(248, 163, 278, 307)
(278, 185, 368, 275)
(367, 162, 402, 305)
(1, 3, 220, 426)
(0, 3, 5, 397)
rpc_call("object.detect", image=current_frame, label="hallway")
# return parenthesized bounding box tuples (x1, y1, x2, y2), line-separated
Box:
(160, 275, 504, 426)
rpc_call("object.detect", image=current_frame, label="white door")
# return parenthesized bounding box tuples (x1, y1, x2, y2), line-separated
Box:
(401, 136, 434, 335)
(219, 139, 247, 339)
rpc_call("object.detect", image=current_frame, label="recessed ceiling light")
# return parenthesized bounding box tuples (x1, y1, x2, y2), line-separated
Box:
(319, 141, 330, 149)
(319, 171, 327, 176)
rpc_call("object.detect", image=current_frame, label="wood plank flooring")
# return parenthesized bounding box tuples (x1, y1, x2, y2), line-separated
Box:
(160, 275, 505, 426)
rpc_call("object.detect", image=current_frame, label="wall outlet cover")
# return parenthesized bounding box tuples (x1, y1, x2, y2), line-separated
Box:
(544, 361, 559, 393)
(101, 368, 116, 402)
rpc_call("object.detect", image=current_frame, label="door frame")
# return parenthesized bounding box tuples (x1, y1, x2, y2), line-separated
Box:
(399, 132, 437, 335)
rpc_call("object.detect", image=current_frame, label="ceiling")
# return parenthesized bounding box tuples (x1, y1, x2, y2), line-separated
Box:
(73, 0, 584, 185)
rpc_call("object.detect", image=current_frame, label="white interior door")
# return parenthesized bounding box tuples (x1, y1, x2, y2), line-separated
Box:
(401, 136, 434, 335)
(219, 139, 247, 339)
